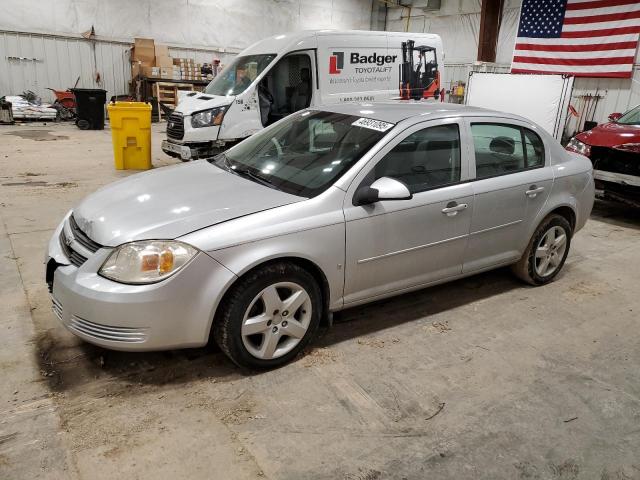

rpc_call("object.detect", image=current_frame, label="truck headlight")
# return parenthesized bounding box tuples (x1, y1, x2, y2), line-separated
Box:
(191, 106, 228, 128)
(99, 240, 198, 284)
(565, 137, 591, 157)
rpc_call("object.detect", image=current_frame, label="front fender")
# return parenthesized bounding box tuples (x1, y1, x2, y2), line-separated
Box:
(205, 223, 345, 311)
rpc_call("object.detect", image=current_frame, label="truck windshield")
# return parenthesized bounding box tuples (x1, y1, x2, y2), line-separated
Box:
(212, 110, 391, 197)
(616, 105, 640, 125)
(205, 54, 276, 96)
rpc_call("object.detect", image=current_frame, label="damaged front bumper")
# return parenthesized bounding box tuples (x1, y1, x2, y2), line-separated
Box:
(591, 146, 640, 207)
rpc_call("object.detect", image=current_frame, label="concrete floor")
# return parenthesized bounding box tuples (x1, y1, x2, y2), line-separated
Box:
(1, 122, 640, 480)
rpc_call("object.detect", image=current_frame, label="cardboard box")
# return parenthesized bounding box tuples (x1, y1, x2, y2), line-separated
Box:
(133, 38, 155, 64)
(155, 56, 173, 68)
(155, 44, 169, 57)
(160, 67, 181, 79)
(141, 66, 160, 78)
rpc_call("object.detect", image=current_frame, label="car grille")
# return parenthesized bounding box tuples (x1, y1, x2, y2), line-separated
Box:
(591, 146, 640, 177)
(59, 215, 103, 267)
(69, 215, 102, 253)
(51, 296, 63, 320)
(68, 315, 147, 343)
(167, 112, 184, 140)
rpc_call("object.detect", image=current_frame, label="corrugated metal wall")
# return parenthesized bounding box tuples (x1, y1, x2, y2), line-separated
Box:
(0, 31, 233, 104)
(566, 64, 640, 136)
(0, 31, 131, 103)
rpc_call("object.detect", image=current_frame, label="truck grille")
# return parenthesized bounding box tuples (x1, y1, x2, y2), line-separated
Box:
(167, 112, 184, 140)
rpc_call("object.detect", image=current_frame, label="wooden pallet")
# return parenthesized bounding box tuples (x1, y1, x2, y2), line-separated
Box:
(154, 82, 194, 119)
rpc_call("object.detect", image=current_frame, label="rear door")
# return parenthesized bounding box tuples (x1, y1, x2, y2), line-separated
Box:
(462, 118, 553, 273)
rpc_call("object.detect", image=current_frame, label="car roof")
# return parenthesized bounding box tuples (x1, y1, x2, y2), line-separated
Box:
(316, 101, 528, 125)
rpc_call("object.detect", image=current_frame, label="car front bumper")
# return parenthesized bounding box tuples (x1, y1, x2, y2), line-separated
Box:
(46, 220, 237, 351)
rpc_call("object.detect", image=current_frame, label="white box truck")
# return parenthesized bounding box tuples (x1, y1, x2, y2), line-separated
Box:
(162, 30, 444, 160)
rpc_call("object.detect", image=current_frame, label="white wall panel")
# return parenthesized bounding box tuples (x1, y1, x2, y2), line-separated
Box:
(385, 0, 640, 129)
(1, 0, 372, 104)
(0, 0, 373, 52)
(0, 31, 131, 103)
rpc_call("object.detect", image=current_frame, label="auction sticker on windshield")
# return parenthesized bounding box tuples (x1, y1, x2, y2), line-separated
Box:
(352, 117, 394, 132)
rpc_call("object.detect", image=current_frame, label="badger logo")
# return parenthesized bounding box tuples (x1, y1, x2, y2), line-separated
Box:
(329, 52, 344, 74)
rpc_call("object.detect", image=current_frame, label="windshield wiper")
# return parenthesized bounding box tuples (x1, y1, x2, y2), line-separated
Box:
(214, 154, 277, 188)
(233, 167, 278, 188)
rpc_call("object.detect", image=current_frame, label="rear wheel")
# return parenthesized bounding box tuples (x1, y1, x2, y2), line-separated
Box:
(213, 262, 322, 369)
(512, 214, 572, 285)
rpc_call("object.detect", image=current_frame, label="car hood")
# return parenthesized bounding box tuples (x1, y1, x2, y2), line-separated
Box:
(576, 121, 640, 147)
(73, 161, 303, 247)
(175, 93, 233, 114)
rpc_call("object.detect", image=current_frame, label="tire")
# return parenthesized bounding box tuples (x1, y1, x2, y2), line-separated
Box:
(512, 214, 572, 286)
(76, 119, 90, 130)
(213, 262, 322, 369)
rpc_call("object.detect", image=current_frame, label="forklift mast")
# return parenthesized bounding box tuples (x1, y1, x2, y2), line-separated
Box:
(399, 40, 440, 101)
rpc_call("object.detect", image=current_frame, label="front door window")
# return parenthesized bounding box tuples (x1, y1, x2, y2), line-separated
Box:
(258, 54, 313, 126)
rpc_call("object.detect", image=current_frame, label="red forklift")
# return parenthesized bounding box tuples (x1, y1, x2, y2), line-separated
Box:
(399, 40, 440, 100)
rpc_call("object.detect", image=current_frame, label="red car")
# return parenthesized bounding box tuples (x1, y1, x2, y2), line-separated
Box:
(566, 106, 640, 207)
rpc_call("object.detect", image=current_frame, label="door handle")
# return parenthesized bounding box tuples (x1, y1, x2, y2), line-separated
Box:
(442, 202, 468, 217)
(526, 185, 545, 198)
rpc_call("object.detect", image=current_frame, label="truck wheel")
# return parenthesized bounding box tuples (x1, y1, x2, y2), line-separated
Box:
(213, 262, 322, 369)
(512, 214, 572, 286)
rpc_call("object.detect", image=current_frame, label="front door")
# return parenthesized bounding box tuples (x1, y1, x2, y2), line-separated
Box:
(343, 119, 473, 305)
(463, 120, 553, 273)
(258, 51, 315, 126)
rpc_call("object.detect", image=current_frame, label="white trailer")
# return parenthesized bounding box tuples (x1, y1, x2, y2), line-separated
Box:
(162, 30, 443, 160)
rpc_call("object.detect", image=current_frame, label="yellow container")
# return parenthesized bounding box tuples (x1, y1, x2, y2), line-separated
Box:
(107, 101, 152, 170)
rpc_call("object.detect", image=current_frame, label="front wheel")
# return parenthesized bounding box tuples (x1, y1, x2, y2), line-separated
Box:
(512, 214, 572, 285)
(213, 262, 322, 369)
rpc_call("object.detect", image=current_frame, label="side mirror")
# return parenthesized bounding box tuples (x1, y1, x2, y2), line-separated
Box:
(608, 112, 622, 122)
(353, 177, 412, 206)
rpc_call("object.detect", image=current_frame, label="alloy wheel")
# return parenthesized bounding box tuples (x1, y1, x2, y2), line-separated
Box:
(534, 226, 567, 277)
(241, 281, 312, 360)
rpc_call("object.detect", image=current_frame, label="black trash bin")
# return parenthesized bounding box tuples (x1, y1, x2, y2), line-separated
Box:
(71, 88, 107, 130)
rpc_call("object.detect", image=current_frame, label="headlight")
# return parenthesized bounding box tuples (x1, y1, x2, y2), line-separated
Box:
(565, 137, 591, 157)
(99, 240, 198, 284)
(191, 106, 228, 128)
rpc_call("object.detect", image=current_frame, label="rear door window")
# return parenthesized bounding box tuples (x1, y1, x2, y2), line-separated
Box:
(471, 123, 544, 179)
(523, 128, 545, 168)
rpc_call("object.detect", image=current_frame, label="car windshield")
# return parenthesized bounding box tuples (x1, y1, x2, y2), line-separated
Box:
(616, 105, 640, 125)
(212, 110, 391, 197)
(204, 54, 276, 97)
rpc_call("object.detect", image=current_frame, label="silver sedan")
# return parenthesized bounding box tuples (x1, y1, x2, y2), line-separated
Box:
(46, 102, 595, 368)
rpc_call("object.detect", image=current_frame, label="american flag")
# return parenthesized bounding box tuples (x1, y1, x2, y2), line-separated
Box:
(511, 0, 640, 78)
